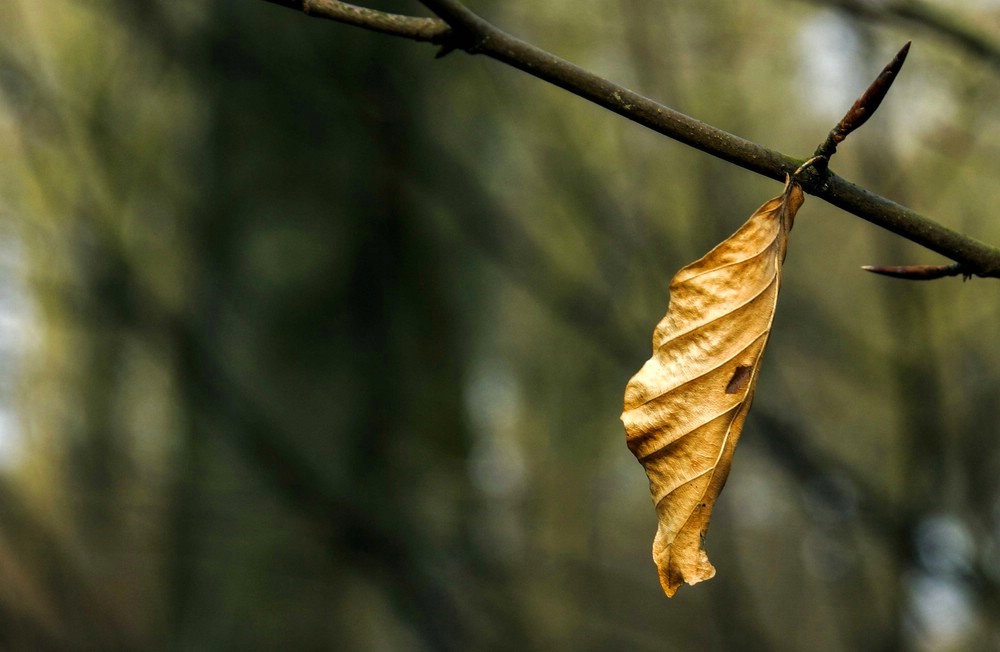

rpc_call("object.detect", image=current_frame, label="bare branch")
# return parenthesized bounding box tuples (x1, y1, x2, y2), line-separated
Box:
(261, 0, 449, 42)
(420, 0, 796, 176)
(261, 0, 1000, 279)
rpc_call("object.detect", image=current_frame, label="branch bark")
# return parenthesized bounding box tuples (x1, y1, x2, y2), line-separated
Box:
(262, 0, 449, 41)
(260, 0, 1000, 279)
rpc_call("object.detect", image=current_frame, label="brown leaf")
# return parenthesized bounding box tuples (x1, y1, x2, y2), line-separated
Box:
(621, 176, 803, 597)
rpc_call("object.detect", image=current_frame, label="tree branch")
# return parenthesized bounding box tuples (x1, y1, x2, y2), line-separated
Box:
(260, 0, 1000, 279)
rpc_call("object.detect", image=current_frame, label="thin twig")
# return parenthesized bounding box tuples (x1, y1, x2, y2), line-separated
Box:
(419, 0, 795, 176)
(814, 42, 911, 162)
(261, 0, 449, 42)
(861, 263, 968, 280)
(261, 0, 1000, 279)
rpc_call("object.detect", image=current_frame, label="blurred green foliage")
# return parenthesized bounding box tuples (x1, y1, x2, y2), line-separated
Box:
(0, 0, 999, 650)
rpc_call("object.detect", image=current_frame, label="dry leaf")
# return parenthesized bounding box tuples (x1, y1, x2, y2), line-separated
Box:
(621, 176, 803, 597)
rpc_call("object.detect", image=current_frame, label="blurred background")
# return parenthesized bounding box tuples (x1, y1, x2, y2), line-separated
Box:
(0, 0, 999, 650)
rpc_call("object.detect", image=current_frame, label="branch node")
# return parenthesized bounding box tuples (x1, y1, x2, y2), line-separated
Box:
(790, 155, 830, 193)
(420, 0, 492, 54)
(793, 155, 827, 178)
(438, 29, 489, 56)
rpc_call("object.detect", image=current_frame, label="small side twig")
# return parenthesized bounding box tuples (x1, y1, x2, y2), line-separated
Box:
(805, 41, 976, 282)
(812, 42, 911, 167)
(825, 42, 984, 282)
(861, 263, 970, 280)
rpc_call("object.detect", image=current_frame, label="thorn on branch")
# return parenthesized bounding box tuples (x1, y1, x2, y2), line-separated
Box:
(861, 262, 971, 281)
(814, 41, 911, 160)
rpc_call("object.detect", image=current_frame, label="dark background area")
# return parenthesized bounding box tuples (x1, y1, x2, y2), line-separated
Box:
(0, 1, 999, 650)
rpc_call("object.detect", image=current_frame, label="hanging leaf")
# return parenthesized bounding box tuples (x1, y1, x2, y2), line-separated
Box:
(621, 175, 804, 597)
